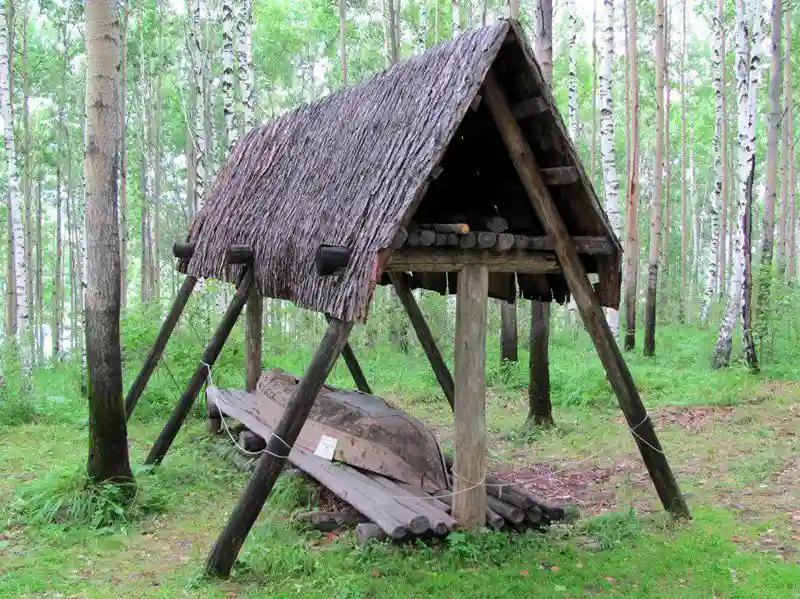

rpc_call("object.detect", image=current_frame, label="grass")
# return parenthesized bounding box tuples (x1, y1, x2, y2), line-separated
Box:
(1, 317, 799, 598)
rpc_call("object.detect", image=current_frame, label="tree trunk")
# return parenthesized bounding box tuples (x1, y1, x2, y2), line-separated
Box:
(338, 0, 347, 86)
(528, 0, 553, 427)
(785, 11, 795, 280)
(500, 302, 517, 362)
(623, 0, 639, 351)
(591, 0, 597, 183)
(189, 0, 206, 212)
(22, 13, 35, 363)
(221, 0, 237, 152)
(701, 0, 725, 326)
(451, 0, 460, 37)
(720, 31, 729, 297)
(84, 0, 134, 484)
(712, 0, 759, 370)
(1, 0, 30, 380)
(388, 0, 399, 60)
(599, 0, 620, 336)
(643, 0, 665, 357)
(776, 2, 789, 275)
(119, 0, 128, 310)
(152, 1, 163, 305)
(567, 2, 578, 143)
(236, 0, 255, 130)
(35, 177, 43, 363)
(661, 8, 671, 284)
(760, 0, 780, 309)
(679, 0, 688, 322)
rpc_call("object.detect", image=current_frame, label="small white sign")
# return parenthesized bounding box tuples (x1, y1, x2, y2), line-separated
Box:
(314, 435, 338, 461)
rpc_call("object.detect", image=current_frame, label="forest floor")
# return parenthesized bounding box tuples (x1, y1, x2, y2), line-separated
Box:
(1, 324, 799, 598)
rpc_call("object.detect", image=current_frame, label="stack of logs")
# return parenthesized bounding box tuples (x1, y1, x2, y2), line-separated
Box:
(215, 428, 567, 547)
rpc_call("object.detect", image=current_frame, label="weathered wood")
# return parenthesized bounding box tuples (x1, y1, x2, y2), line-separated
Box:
(528, 300, 552, 425)
(368, 475, 455, 535)
(407, 231, 421, 247)
(315, 245, 351, 276)
(429, 165, 444, 180)
(486, 495, 525, 524)
(173, 242, 195, 259)
(294, 511, 365, 532)
(145, 269, 254, 464)
(500, 301, 518, 362)
(525, 506, 544, 524)
(434, 233, 448, 246)
(356, 522, 387, 546)
(510, 96, 548, 120)
(513, 235, 529, 249)
(205, 318, 355, 577)
(245, 288, 263, 392)
(125, 275, 198, 419)
(389, 272, 455, 410)
(238, 430, 266, 452)
(434, 490, 505, 530)
(470, 94, 483, 111)
(387, 249, 561, 273)
(495, 233, 515, 251)
(419, 223, 470, 234)
(326, 314, 372, 394)
(396, 482, 453, 514)
(458, 232, 477, 249)
(419, 230, 436, 247)
(486, 216, 509, 233)
(445, 233, 459, 246)
(452, 264, 488, 529)
(516, 235, 614, 253)
(391, 227, 409, 249)
(226, 245, 254, 264)
(476, 231, 497, 248)
(539, 166, 580, 186)
(483, 71, 689, 518)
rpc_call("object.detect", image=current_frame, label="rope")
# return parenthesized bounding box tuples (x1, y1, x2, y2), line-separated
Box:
(627, 413, 665, 455)
(200, 361, 292, 459)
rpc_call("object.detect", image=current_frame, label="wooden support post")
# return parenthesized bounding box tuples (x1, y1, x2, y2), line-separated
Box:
(245, 288, 263, 392)
(125, 275, 198, 419)
(483, 71, 689, 517)
(205, 318, 354, 578)
(388, 272, 455, 410)
(500, 301, 518, 362)
(452, 264, 488, 529)
(145, 268, 255, 465)
(326, 314, 371, 394)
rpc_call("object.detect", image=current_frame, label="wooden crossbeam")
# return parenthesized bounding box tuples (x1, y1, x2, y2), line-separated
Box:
(483, 70, 689, 518)
(386, 249, 561, 273)
(539, 166, 580, 186)
(510, 97, 548, 120)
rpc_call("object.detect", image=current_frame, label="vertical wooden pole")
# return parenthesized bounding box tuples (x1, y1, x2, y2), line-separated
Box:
(145, 268, 254, 465)
(245, 287, 263, 391)
(125, 275, 197, 419)
(205, 317, 354, 578)
(389, 272, 455, 409)
(452, 265, 488, 529)
(326, 314, 372, 394)
(483, 70, 689, 517)
(528, 300, 552, 425)
(499, 301, 518, 362)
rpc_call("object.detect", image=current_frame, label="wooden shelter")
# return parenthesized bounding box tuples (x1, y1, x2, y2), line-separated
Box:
(126, 21, 688, 579)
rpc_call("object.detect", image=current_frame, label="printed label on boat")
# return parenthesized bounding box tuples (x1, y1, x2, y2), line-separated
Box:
(314, 435, 338, 461)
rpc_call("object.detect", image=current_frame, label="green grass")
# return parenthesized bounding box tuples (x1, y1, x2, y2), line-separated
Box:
(1, 320, 799, 598)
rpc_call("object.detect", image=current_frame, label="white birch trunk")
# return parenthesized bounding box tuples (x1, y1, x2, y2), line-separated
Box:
(599, 0, 620, 335)
(712, 0, 755, 368)
(701, 6, 726, 325)
(452, 0, 461, 37)
(189, 0, 206, 212)
(236, 0, 255, 129)
(0, 1, 31, 378)
(221, 0, 237, 151)
(567, 3, 578, 143)
(505, 0, 520, 19)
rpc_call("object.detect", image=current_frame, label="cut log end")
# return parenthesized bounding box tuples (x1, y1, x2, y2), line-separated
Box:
(356, 522, 388, 546)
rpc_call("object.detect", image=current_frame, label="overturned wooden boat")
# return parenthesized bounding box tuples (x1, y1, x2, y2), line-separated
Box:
(208, 368, 449, 493)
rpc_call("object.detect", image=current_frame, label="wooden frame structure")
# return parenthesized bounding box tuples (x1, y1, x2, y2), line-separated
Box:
(126, 21, 689, 580)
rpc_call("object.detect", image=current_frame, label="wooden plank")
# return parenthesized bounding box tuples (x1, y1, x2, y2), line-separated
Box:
(510, 96, 548, 120)
(125, 275, 197, 419)
(205, 318, 354, 577)
(452, 264, 488, 529)
(483, 71, 689, 518)
(539, 166, 580, 186)
(213, 380, 446, 492)
(389, 273, 455, 410)
(387, 249, 561, 273)
(145, 269, 253, 464)
(245, 288, 263, 392)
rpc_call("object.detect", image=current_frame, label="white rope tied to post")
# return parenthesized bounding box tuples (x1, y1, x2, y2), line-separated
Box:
(627, 413, 665, 455)
(200, 361, 292, 459)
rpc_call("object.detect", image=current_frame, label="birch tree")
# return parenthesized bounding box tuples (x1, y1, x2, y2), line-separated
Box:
(787, 10, 796, 279)
(701, 0, 725, 326)
(1, 0, 31, 380)
(236, 0, 255, 129)
(712, 0, 759, 371)
(119, 1, 129, 309)
(776, 3, 789, 274)
(221, 0, 237, 151)
(84, 0, 134, 483)
(643, 0, 665, 357)
(623, 0, 639, 350)
(599, 0, 620, 335)
(679, 0, 688, 322)
(567, 2, 578, 142)
(188, 0, 206, 212)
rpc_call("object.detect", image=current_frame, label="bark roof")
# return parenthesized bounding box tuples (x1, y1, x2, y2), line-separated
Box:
(180, 21, 621, 322)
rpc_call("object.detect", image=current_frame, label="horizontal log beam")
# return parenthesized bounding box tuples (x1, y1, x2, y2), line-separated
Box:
(386, 249, 561, 273)
(226, 245, 254, 264)
(539, 166, 580, 186)
(173, 242, 195, 259)
(399, 236, 613, 255)
(510, 97, 548, 120)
